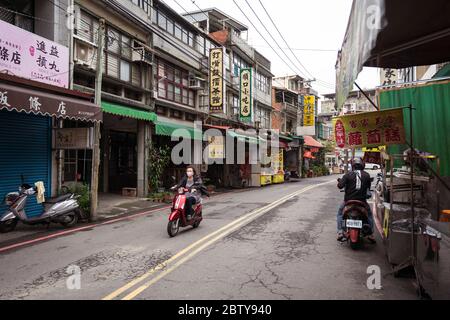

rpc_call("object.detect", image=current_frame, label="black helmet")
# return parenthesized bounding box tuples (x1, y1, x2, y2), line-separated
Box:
(352, 158, 365, 170)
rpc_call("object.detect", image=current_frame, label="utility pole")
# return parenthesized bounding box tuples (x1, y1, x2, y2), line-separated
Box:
(90, 18, 105, 221)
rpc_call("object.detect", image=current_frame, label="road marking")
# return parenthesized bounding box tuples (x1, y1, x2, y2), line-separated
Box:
(103, 180, 335, 300)
(0, 206, 171, 254)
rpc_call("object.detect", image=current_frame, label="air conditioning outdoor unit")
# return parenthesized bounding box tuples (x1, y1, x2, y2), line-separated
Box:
(189, 75, 206, 90)
(132, 47, 153, 65)
(74, 41, 95, 69)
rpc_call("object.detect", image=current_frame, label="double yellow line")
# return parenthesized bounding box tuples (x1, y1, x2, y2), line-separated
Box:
(102, 180, 334, 300)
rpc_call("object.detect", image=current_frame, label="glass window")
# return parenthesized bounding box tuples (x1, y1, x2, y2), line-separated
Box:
(158, 13, 167, 29)
(120, 60, 131, 82)
(158, 81, 166, 98)
(175, 86, 181, 103)
(167, 66, 174, 81)
(167, 19, 174, 35)
(188, 91, 195, 107)
(174, 70, 181, 84)
(167, 83, 174, 100)
(121, 35, 131, 59)
(175, 24, 182, 40)
(182, 89, 188, 105)
(182, 30, 188, 44)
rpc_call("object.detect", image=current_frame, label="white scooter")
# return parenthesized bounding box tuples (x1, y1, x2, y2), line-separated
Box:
(0, 184, 84, 233)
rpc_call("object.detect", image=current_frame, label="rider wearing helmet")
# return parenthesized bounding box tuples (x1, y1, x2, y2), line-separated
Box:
(336, 158, 376, 243)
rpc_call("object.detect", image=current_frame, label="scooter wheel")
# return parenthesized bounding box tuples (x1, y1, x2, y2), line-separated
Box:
(193, 219, 201, 229)
(350, 241, 360, 250)
(60, 212, 79, 228)
(168, 219, 180, 237)
(0, 219, 18, 233)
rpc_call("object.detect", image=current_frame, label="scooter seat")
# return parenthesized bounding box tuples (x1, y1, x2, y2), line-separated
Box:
(44, 194, 72, 204)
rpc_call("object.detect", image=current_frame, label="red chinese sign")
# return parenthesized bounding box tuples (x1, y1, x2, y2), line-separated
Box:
(332, 109, 405, 148)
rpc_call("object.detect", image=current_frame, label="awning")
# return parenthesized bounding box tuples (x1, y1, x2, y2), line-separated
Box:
(155, 116, 203, 140)
(227, 130, 262, 145)
(102, 101, 156, 122)
(0, 81, 102, 122)
(336, 0, 450, 109)
(433, 64, 450, 79)
(304, 151, 316, 159)
(304, 136, 324, 148)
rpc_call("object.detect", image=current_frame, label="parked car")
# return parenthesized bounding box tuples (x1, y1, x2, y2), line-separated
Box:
(364, 163, 380, 170)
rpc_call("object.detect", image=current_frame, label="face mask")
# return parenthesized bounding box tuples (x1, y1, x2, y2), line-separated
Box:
(187, 172, 194, 178)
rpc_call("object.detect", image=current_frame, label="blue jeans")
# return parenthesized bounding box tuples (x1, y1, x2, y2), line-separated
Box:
(337, 201, 374, 234)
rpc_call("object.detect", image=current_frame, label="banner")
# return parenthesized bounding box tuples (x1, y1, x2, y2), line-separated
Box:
(333, 108, 406, 149)
(303, 95, 315, 127)
(240, 68, 252, 123)
(209, 47, 224, 113)
(207, 136, 225, 159)
(0, 19, 69, 88)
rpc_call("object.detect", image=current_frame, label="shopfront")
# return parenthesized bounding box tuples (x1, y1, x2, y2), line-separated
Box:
(0, 74, 101, 217)
(100, 101, 155, 197)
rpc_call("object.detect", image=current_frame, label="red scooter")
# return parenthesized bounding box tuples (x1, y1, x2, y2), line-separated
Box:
(342, 200, 373, 250)
(167, 187, 203, 237)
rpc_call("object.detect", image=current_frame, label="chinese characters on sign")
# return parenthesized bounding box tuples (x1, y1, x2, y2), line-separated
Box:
(0, 19, 69, 88)
(208, 136, 225, 159)
(209, 48, 224, 113)
(303, 95, 315, 127)
(332, 108, 406, 149)
(240, 68, 252, 122)
(380, 68, 398, 86)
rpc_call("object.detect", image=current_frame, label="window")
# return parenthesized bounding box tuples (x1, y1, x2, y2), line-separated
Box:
(256, 72, 271, 94)
(120, 60, 131, 82)
(156, 59, 196, 107)
(102, 26, 143, 87)
(232, 95, 239, 115)
(233, 54, 250, 76)
(153, 8, 195, 48)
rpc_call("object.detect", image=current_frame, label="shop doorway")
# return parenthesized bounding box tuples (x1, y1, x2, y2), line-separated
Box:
(108, 130, 137, 193)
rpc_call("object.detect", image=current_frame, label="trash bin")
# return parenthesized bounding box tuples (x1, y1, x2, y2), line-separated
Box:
(387, 218, 421, 265)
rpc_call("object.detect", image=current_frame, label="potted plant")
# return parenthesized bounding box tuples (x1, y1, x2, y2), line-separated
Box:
(148, 145, 171, 194)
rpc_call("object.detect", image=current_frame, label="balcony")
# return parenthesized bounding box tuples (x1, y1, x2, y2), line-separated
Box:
(229, 32, 254, 60)
(284, 102, 299, 116)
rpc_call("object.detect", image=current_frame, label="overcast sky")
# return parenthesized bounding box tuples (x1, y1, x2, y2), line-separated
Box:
(163, 0, 380, 96)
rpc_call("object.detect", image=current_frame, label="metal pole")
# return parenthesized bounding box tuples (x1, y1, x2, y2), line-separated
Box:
(409, 104, 416, 263)
(354, 82, 379, 111)
(90, 19, 105, 221)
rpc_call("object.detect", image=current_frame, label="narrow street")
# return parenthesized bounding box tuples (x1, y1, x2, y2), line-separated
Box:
(0, 177, 417, 300)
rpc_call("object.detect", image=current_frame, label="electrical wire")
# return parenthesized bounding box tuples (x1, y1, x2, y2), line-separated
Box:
(257, 0, 334, 87)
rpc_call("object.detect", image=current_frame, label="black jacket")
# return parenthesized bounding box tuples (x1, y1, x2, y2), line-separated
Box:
(177, 175, 209, 197)
(338, 170, 371, 202)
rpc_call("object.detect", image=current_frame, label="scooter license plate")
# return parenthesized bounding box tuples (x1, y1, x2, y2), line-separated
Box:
(346, 219, 363, 229)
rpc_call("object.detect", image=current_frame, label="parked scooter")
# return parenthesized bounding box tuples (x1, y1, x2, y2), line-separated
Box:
(167, 186, 203, 238)
(0, 184, 84, 233)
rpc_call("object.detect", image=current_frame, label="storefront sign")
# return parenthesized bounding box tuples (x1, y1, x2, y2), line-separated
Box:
(0, 20, 69, 88)
(303, 95, 315, 127)
(333, 108, 405, 149)
(209, 47, 225, 113)
(380, 68, 398, 86)
(208, 136, 225, 159)
(240, 68, 253, 123)
(0, 82, 102, 122)
(271, 149, 284, 174)
(53, 128, 94, 149)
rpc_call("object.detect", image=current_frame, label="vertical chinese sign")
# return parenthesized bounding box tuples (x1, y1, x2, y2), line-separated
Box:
(209, 47, 225, 113)
(332, 108, 406, 149)
(0, 19, 69, 88)
(303, 95, 315, 127)
(240, 68, 252, 123)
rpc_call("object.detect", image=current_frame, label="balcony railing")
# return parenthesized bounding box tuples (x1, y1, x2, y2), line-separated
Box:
(230, 32, 254, 60)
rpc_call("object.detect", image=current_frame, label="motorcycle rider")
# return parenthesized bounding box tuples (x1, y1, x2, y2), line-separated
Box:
(176, 166, 208, 221)
(336, 158, 376, 243)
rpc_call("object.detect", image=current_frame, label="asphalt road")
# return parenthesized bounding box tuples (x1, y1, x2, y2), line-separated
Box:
(0, 176, 418, 300)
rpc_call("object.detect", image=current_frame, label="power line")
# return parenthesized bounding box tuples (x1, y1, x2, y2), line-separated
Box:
(242, 0, 309, 80)
(257, 0, 334, 87)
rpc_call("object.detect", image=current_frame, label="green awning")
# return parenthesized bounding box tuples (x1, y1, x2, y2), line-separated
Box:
(433, 64, 450, 79)
(155, 117, 203, 140)
(227, 131, 262, 145)
(102, 101, 156, 122)
(279, 134, 293, 142)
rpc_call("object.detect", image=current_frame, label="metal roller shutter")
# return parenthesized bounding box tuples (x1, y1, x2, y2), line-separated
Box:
(0, 110, 52, 218)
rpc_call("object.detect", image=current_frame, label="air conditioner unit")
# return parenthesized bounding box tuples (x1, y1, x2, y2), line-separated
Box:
(132, 47, 153, 65)
(74, 40, 95, 69)
(189, 74, 206, 90)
